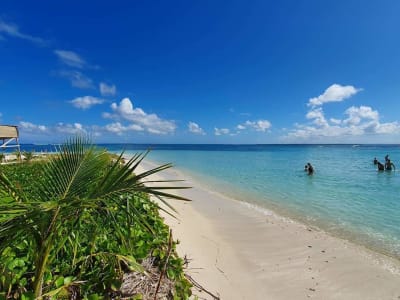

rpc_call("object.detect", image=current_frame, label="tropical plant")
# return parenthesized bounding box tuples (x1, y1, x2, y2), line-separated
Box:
(12, 150, 22, 162)
(0, 137, 190, 298)
(22, 151, 34, 163)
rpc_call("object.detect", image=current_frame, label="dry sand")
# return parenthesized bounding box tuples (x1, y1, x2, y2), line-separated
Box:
(136, 159, 400, 300)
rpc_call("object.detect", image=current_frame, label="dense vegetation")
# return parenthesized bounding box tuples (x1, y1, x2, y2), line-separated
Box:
(0, 138, 192, 299)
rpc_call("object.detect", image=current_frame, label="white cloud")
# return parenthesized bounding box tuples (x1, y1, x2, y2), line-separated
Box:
(18, 120, 160, 142)
(54, 50, 87, 68)
(306, 108, 329, 128)
(19, 121, 86, 141)
(284, 105, 400, 142)
(104, 122, 144, 135)
(105, 122, 125, 135)
(58, 71, 94, 89)
(188, 122, 206, 135)
(281, 84, 400, 142)
(19, 121, 48, 132)
(237, 119, 272, 132)
(103, 98, 176, 135)
(343, 106, 378, 125)
(251, 120, 271, 132)
(0, 19, 46, 45)
(69, 96, 104, 110)
(375, 122, 400, 134)
(100, 82, 117, 96)
(54, 123, 86, 135)
(330, 118, 342, 125)
(214, 128, 230, 136)
(308, 84, 362, 107)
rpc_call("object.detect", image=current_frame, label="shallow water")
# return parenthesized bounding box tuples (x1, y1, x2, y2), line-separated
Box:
(121, 144, 400, 259)
(22, 143, 400, 258)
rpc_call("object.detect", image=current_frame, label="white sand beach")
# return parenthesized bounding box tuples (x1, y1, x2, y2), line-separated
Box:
(137, 160, 400, 300)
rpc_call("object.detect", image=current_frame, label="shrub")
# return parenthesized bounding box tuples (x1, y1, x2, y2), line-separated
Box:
(0, 137, 191, 299)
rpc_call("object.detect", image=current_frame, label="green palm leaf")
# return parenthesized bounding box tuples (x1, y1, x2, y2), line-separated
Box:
(0, 136, 190, 297)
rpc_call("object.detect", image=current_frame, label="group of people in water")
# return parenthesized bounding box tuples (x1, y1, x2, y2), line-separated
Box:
(373, 154, 396, 171)
(304, 154, 395, 176)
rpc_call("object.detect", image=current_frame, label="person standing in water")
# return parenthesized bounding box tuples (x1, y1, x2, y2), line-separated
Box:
(306, 162, 314, 175)
(385, 159, 396, 171)
(377, 161, 385, 171)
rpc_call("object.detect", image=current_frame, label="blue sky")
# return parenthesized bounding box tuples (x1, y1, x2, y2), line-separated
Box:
(1, 1, 400, 144)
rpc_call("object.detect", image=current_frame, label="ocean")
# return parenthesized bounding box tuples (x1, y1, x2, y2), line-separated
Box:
(19, 143, 400, 259)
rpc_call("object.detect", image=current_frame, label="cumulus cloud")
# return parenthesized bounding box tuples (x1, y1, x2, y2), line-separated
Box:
(237, 120, 272, 132)
(104, 122, 144, 135)
(54, 50, 87, 68)
(100, 82, 117, 96)
(306, 108, 329, 128)
(19, 121, 48, 132)
(103, 98, 176, 135)
(0, 19, 46, 45)
(285, 105, 400, 142)
(69, 96, 104, 110)
(308, 84, 362, 107)
(343, 106, 378, 125)
(18, 121, 86, 141)
(281, 83, 400, 142)
(214, 128, 230, 136)
(330, 118, 342, 125)
(18, 119, 175, 142)
(54, 122, 86, 134)
(58, 71, 94, 89)
(188, 122, 206, 135)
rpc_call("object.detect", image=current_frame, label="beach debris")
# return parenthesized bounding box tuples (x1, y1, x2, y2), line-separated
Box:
(186, 274, 221, 300)
(121, 230, 177, 300)
(121, 257, 175, 299)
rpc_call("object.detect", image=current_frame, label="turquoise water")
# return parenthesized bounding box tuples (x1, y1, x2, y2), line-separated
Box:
(20, 143, 400, 258)
(122, 144, 400, 259)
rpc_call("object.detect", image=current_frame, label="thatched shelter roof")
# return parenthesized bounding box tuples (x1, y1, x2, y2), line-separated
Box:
(0, 125, 19, 139)
(0, 125, 20, 150)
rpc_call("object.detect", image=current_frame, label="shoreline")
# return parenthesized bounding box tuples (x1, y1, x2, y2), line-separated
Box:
(136, 158, 400, 299)
(149, 157, 400, 262)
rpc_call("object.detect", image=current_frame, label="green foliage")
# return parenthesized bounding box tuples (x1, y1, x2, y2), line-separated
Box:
(22, 151, 34, 163)
(0, 137, 192, 299)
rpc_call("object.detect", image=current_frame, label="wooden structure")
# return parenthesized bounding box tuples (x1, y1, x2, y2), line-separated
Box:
(0, 125, 21, 153)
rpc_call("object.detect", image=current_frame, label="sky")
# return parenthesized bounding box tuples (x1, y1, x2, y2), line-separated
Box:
(1, 1, 400, 144)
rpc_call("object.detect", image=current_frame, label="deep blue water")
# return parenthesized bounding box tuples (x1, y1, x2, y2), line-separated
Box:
(17, 144, 400, 258)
